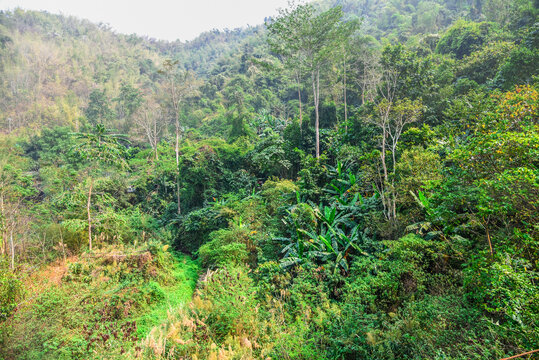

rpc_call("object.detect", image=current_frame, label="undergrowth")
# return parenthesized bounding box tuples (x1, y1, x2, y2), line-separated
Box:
(0, 242, 199, 360)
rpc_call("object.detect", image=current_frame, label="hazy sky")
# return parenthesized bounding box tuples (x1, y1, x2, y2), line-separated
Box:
(0, 0, 292, 41)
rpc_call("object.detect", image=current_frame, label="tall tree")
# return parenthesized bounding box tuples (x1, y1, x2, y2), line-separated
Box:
(350, 36, 380, 106)
(134, 96, 164, 161)
(267, 2, 312, 126)
(159, 60, 200, 214)
(331, 20, 360, 132)
(0, 162, 32, 270)
(267, 3, 352, 158)
(85, 89, 115, 125)
(368, 45, 424, 222)
(114, 82, 142, 131)
(371, 99, 422, 222)
(73, 124, 129, 251)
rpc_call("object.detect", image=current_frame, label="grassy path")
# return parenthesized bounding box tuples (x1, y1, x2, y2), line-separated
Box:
(135, 253, 199, 337)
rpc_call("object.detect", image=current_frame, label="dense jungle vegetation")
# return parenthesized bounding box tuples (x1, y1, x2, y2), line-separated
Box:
(0, 0, 538, 358)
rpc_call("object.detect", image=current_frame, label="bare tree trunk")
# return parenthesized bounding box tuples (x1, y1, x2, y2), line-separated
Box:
(296, 71, 303, 126)
(380, 125, 390, 221)
(154, 115, 159, 161)
(312, 67, 320, 158)
(0, 195, 4, 256)
(175, 120, 180, 166)
(390, 140, 398, 221)
(485, 220, 494, 256)
(343, 56, 348, 133)
(377, 101, 392, 221)
(381, 124, 388, 185)
(10, 229, 14, 270)
(175, 120, 181, 215)
(87, 177, 93, 251)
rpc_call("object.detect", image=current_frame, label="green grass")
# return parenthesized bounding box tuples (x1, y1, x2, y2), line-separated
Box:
(135, 253, 199, 337)
(0, 245, 200, 360)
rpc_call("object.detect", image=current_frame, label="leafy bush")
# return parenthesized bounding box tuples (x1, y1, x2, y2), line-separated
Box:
(464, 255, 539, 349)
(174, 205, 227, 253)
(260, 178, 298, 215)
(141, 265, 261, 359)
(198, 227, 252, 268)
(0, 264, 23, 321)
(436, 20, 492, 59)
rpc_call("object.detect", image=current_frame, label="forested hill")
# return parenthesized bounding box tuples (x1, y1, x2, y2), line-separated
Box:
(1, 0, 538, 359)
(1, 1, 536, 134)
(0, 9, 261, 132)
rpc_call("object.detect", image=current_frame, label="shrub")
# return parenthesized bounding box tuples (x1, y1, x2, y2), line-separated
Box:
(260, 178, 298, 215)
(141, 265, 261, 359)
(0, 264, 23, 321)
(175, 205, 227, 253)
(198, 227, 252, 268)
(436, 20, 491, 59)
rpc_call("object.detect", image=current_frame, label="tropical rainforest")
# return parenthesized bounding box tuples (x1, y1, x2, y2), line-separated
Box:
(0, 0, 538, 359)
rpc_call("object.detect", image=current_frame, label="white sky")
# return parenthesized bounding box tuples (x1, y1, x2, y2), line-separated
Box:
(0, 0, 292, 41)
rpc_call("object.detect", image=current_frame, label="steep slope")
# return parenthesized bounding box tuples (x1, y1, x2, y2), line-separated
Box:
(1, 244, 198, 359)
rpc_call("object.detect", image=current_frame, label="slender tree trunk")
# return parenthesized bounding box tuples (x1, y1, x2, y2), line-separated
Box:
(361, 62, 367, 105)
(87, 177, 93, 251)
(175, 120, 180, 166)
(343, 56, 348, 133)
(312, 68, 320, 158)
(391, 142, 398, 221)
(380, 121, 390, 221)
(485, 222, 493, 256)
(154, 116, 159, 161)
(296, 71, 303, 126)
(10, 229, 14, 270)
(0, 195, 4, 256)
(175, 120, 181, 215)
(381, 127, 388, 184)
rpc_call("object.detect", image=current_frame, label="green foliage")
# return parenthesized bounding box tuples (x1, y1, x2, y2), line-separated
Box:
(433, 85, 538, 259)
(457, 41, 515, 84)
(0, 263, 23, 321)
(114, 83, 142, 127)
(260, 178, 298, 215)
(0, 244, 198, 360)
(249, 129, 291, 177)
(395, 147, 442, 215)
(174, 204, 227, 253)
(0, 3, 538, 360)
(464, 255, 539, 348)
(24, 126, 81, 167)
(85, 89, 115, 125)
(493, 24, 539, 90)
(141, 265, 261, 359)
(73, 124, 129, 170)
(436, 20, 492, 59)
(198, 228, 251, 268)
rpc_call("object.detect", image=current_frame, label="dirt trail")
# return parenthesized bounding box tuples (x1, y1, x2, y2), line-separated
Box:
(16, 257, 76, 312)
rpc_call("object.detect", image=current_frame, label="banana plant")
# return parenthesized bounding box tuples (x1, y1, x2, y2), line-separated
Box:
(280, 208, 372, 274)
(327, 160, 358, 204)
(278, 161, 379, 273)
(280, 202, 372, 270)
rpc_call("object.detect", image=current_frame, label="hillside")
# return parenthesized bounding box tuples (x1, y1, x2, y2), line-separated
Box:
(1, 0, 538, 359)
